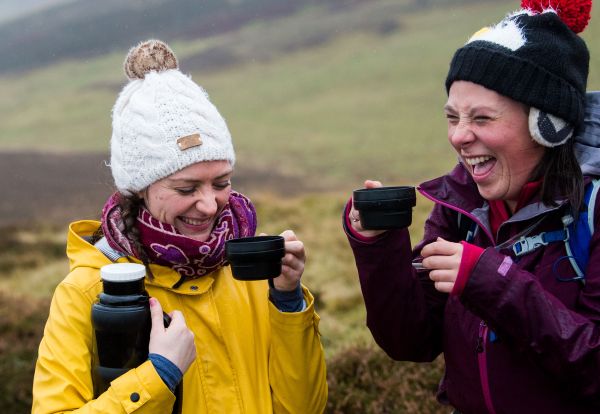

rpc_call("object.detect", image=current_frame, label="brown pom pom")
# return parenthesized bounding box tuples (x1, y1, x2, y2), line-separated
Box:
(124, 39, 178, 80)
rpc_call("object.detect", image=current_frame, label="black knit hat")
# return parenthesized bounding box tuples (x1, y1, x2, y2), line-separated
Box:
(446, 0, 592, 145)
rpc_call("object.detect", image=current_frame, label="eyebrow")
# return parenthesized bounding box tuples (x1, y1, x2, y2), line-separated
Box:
(166, 170, 233, 184)
(443, 104, 497, 114)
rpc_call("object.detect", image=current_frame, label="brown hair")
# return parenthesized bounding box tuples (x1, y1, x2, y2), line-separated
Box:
(531, 140, 584, 214)
(119, 193, 155, 280)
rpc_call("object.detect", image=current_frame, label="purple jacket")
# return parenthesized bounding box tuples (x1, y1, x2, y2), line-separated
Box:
(346, 164, 600, 414)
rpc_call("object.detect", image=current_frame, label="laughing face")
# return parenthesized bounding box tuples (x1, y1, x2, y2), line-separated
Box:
(445, 81, 545, 212)
(141, 160, 233, 241)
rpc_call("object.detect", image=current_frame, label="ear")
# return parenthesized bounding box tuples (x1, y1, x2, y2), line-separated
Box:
(529, 107, 573, 147)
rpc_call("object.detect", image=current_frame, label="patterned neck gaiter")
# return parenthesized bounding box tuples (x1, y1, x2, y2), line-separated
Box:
(101, 191, 257, 279)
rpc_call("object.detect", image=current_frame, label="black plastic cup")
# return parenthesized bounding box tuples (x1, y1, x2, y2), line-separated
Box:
(225, 236, 286, 280)
(353, 186, 416, 230)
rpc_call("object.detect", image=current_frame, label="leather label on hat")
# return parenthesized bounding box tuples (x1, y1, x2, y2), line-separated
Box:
(176, 133, 202, 151)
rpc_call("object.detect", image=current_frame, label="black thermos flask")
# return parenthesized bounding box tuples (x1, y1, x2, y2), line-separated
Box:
(92, 263, 183, 413)
(92, 263, 151, 396)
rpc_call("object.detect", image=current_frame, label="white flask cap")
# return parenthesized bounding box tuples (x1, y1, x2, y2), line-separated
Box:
(100, 263, 146, 282)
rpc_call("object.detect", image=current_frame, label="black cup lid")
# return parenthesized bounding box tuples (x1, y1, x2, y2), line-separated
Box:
(225, 235, 285, 255)
(353, 197, 416, 211)
(226, 236, 285, 281)
(353, 186, 416, 202)
(227, 248, 285, 263)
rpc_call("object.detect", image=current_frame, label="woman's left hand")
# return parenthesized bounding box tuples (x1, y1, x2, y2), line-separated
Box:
(421, 237, 463, 293)
(269, 230, 305, 291)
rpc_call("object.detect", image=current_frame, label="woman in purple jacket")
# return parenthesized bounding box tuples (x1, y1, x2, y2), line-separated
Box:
(344, 1, 600, 413)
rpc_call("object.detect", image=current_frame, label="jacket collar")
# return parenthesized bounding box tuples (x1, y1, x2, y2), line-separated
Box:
(418, 163, 485, 215)
(417, 163, 570, 241)
(67, 220, 216, 294)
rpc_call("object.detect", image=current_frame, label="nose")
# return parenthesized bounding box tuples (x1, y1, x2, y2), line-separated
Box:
(449, 119, 475, 148)
(194, 189, 218, 216)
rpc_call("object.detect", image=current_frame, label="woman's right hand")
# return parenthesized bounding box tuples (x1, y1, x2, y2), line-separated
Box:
(349, 179, 387, 237)
(148, 297, 196, 374)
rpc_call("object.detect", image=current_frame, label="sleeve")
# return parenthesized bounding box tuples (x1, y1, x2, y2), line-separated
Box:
(460, 199, 600, 403)
(344, 200, 455, 362)
(450, 241, 485, 296)
(32, 276, 176, 414)
(268, 280, 305, 312)
(268, 286, 327, 414)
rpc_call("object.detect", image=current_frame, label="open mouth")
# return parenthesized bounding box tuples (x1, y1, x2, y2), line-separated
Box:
(179, 216, 211, 227)
(464, 155, 496, 177)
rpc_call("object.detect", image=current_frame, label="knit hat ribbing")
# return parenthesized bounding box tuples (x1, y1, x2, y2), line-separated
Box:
(445, 1, 591, 140)
(110, 40, 235, 194)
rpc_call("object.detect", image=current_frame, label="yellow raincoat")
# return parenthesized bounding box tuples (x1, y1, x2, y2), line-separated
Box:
(32, 221, 327, 413)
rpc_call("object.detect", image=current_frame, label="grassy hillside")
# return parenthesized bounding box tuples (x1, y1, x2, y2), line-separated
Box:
(1, 0, 599, 191)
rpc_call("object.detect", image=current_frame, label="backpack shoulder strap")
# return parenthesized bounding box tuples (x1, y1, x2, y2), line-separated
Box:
(565, 178, 600, 279)
(457, 212, 478, 243)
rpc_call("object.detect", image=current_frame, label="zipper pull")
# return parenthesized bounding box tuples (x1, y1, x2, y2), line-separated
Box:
(476, 336, 483, 353)
(476, 320, 486, 353)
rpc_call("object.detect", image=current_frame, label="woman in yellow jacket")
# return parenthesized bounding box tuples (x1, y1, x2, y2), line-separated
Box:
(32, 40, 327, 414)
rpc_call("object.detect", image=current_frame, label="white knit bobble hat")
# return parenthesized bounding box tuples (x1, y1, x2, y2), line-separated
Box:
(110, 39, 235, 194)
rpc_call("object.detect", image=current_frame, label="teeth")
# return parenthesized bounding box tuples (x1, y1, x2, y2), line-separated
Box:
(180, 217, 206, 226)
(464, 156, 493, 166)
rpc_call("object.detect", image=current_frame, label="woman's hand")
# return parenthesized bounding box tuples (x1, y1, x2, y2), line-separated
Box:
(271, 230, 305, 291)
(148, 298, 196, 374)
(421, 237, 463, 293)
(349, 180, 387, 237)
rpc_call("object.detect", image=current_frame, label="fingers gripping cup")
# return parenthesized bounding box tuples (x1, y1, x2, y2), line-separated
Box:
(225, 236, 285, 280)
(353, 186, 416, 230)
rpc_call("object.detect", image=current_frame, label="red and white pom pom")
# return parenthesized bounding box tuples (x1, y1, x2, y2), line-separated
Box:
(521, 0, 592, 33)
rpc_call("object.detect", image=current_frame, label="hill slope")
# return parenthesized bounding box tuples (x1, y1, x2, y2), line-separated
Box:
(0, 0, 598, 191)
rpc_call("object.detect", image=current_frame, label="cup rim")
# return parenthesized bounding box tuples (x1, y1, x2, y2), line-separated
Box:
(353, 186, 415, 202)
(353, 197, 416, 210)
(225, 235, 285, 255)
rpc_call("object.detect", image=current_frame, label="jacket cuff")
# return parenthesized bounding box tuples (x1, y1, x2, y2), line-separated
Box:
(343, 198, 382, 243)
(461, 248, 516, 309)
(149, 353, 182, 393)
(451, 241, 485, 296)
(268, 279, 305, 312)
(269, 286, 319, 332)
(108, 360, 175, 413)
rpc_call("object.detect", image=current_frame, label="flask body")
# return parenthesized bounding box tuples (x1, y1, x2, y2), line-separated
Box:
(91, 264, 150, 396)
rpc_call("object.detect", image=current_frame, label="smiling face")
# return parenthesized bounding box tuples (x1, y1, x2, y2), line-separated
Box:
(141, 160, 233, 241)
(445, 81, 545, 212)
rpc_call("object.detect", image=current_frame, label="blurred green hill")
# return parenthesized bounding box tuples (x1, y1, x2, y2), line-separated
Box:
(0, 0, 497, 74)
(0, 0, 311, 73)
(5, 0, 588, 193)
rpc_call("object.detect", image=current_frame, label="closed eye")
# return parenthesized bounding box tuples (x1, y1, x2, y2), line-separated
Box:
(175, 187, 196, 195)
(445, 113, 459, 124)
(213, 181, 231, 190)
(474, 116, 492, 124)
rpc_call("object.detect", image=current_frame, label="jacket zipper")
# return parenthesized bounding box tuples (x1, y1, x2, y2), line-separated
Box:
(419, 189, 497, 412)
(477, 320, 496, 414)
(417, 188, 495, 244)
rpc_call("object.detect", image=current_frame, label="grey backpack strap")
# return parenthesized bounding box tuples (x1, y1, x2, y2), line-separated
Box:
(94, 237, 127, 262)
(574, 91, 600, 176)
